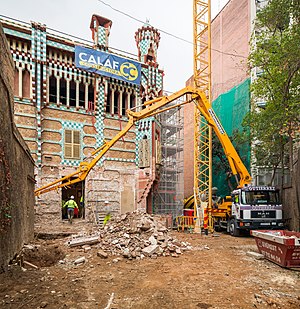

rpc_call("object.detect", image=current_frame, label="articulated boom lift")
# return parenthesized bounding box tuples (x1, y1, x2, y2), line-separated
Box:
(34, 86, 251, 196)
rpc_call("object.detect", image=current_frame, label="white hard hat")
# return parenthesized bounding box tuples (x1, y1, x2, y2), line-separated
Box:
(70, 195, 74, 199)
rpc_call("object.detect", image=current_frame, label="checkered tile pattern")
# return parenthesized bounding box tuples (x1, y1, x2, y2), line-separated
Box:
(3, 28, 31, 40)
(96, 83, 105, 149)
(98, 27, 107, 46)
(156, 71, 163, 90)
(47, 40, 74, 52)
(139, 39, 149, 56)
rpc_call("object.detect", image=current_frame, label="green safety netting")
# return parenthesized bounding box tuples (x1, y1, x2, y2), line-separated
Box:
(212, 78, 251, 197)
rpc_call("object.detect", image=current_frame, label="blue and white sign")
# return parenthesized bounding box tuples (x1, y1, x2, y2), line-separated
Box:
(75, 46, 141, 86)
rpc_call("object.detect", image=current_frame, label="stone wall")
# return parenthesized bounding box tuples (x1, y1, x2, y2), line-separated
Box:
(0, 23, 35, 272)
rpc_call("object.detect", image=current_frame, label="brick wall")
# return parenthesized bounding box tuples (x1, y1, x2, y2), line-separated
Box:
(211, 0, 250, 100)
(183, 0, 251, 197)
(0, 23, 35, 272)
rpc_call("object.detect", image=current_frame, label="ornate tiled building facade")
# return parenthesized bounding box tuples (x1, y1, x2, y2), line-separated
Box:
(1, 15, 164, 222)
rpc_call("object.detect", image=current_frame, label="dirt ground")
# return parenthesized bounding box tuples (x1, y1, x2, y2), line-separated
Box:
(0, 219, 300, 309)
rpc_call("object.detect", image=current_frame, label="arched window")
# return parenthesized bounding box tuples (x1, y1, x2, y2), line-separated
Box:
(59, 78, 67, 105)
(146, 43, 155, 62)
(22, 69, 30, 98)
(49, 75, 57, 103)
(14, 68, 19, 97)
(69, 80, 76, 106)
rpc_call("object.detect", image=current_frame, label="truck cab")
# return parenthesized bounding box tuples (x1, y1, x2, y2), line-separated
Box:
(228, 186, 284, 236)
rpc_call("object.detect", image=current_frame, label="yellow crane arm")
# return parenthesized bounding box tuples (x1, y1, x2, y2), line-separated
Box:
(192, 89, 251, 187)
(34, 86, 251, 196)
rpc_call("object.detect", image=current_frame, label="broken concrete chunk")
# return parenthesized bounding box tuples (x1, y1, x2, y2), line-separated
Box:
(142, 244, 159, 256)
(157, 225, 167, 233)
(120, 214, 127, 221)
(74, 257, 86, 264)
(122, 248, 131, 258)
(175, 248, 182, 255)
(97, 250, 108, 259)
(83, 246, 91, 252)
(246, 251, 265, 260)
(157, 235, 166, 242)
(149, 235, 157, 245)
(68, 235, 99, 247)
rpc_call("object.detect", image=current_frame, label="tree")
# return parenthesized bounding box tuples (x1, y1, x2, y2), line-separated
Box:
(247, 0, 300, 185)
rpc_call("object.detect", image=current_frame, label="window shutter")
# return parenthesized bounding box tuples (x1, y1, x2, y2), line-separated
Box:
(64, 129, 80, 159)
(65, 130, 72, 143)
(73, 144, 80, 158)
(65, 145, 72, 158)
(73, 131, 80, 144)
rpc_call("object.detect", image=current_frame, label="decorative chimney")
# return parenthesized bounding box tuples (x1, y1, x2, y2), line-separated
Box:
(90, 14, 112, 49)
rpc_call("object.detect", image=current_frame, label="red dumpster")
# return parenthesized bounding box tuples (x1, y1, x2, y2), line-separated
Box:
(251, 230, 300, 268)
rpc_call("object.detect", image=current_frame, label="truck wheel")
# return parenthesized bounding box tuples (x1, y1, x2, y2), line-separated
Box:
(229, 219, 240, 237)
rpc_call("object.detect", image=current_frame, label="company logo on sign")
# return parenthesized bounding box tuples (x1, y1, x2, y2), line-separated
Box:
(75, 46, 141, 85)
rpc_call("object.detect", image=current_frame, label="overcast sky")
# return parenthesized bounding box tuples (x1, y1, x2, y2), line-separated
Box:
(1, 0, 228, 92)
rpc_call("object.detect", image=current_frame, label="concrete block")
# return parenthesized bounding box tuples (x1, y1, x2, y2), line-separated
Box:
(142, 244, 159, 256)
(246, 251, 265, 260)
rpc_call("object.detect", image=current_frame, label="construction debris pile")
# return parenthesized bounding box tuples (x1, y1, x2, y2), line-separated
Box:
(98, 211, 192, 259)
(69, 211, 192, 260)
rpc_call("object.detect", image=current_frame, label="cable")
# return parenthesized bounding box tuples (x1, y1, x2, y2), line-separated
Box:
(0, 14, 138, 59)
(96, 0, 248, 59)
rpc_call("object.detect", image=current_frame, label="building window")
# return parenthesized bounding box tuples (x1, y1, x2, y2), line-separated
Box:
(138, 135, 150, 168)
(60, 78, 67, 104)
(114, 90, 120, 115)
(49, 75, 57, 103)
(79, 82, 85, 107)
(122, 92, 127, 115)
(22, 69, 30, 98)
(14, 68, 19, 97)
(64, 129, 80, 159)
(130, 93, 136, 109)
(69, 80, 76, 107)
(106, 87, 112, 113)
(88, 83, 94, 104)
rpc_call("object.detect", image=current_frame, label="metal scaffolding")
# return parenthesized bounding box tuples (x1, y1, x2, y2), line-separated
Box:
(153, 97, 184, 220)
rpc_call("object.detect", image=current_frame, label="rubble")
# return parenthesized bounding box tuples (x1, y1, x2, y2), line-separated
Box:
(67, 235, 100, 247)
(97, 250, 108, 259)
(63, 211, 192, 260)
(74, 257, 86, 265)
(93, 211, 191, 260)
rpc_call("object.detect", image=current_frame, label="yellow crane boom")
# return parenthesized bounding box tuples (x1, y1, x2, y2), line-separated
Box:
(35, 86, 251, 196)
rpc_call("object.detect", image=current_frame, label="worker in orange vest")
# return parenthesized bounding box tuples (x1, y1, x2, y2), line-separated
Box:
(63, 196, 78, 224)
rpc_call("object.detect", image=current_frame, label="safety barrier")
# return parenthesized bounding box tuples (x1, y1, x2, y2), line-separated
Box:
(176, 216, 197, 232)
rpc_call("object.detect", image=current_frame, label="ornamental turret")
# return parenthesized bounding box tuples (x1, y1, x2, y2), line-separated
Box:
(135, 22, 160, 64)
